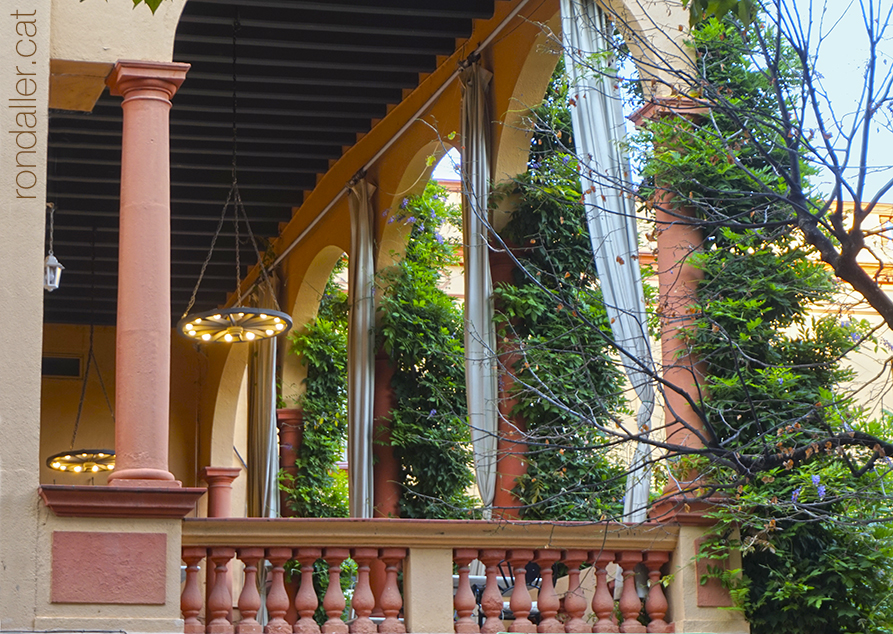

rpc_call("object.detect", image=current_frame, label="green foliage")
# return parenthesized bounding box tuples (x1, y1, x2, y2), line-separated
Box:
(376, 182, 477, 518)
(638, 17, 893, 633)
(682, 0, 756, 27)
(281, 262, 349, 518)
(491, 69, 629, 520)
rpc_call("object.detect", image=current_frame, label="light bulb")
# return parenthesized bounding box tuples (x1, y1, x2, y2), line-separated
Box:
(245, 332, 255, 340)
(97, 453, 105, 458)
(73, 466, 82, 473)
(275, 323, 284, 330)
(213, 314, 221, 320)
(51, 462, 61, 469)
(194, 318, 202, 324)
(238, 312, 244, 317)
(80, 453, 88, 457)
(273, 317, 281, 323)
(224, 333, 233, 342)
(108, 465, 114, 470)
(202, 333, 211, 341)
(265, 329, 274, 336)
(92, 465, 99, 472)
(60, 466, 67, 471)
(64, 455, 72, 460)
(188, 330, 197, 337)
(260, 314, 268, 320)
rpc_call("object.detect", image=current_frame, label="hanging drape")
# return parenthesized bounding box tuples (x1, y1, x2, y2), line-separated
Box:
(460, 62, 499, 514)
(560, 0, 656, 523)
(247, 334, 280, 518)
(347, 178, 376, 518)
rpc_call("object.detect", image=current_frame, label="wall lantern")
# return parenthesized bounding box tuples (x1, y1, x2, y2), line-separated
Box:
(44, 254, 64, 292)
(44, 203, 64, 292)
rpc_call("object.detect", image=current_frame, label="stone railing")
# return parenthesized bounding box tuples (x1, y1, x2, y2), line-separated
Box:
(181, 519, 682, 634)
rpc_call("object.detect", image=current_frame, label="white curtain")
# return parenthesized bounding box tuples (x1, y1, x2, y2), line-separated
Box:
(460, 62, 499, 514)
(560, 0, 656, 523)
(247, 335, 280, 518)
(347, 179, 376, 518)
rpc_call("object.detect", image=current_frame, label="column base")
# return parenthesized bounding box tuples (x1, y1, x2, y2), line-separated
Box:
(109, 467, 181, 487)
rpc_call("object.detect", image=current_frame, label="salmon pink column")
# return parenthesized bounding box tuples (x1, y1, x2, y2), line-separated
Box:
(630, 99, 708, 453)
(106, 60, 190, 487)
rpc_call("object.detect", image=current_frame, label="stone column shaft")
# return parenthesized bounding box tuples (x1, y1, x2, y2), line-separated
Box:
(106, 60, 189, 486)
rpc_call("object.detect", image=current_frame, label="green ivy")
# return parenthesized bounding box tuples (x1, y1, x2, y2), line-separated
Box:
(376, 182, 478, 518)
(490, 67, 630, 520)
(281, 261, 349, 518)
(638, 17, 893, 633)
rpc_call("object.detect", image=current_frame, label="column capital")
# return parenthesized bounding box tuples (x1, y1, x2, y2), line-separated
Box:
(106, 59, 190, 99)
(628, 96, 709, 128)
(200, 466, 242, 487)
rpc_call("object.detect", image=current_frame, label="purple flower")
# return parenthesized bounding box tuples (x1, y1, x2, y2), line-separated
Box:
(407, 216, 416, 223)
(428, 409, 437, 418)
(400, 198, 410, 209)
(434, 232, 445, 244)
(791, 487, 801, 503)
(811, 474, 821, 486)
(777, 377, 784, 385)
(387, 216, 395, 224)
(817, 485, 826, 500)
(562, 155, 571, 165)
(530, 160, 542, 169)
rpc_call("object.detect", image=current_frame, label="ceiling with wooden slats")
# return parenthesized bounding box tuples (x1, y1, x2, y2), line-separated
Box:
(44, 0, 494, 325)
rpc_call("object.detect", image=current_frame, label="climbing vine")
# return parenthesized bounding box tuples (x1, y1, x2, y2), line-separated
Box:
(491, 64, 629, 520)
(281, 259, 350, 518)
(635, 18, 893, 632)
(376, 182, 477, 518)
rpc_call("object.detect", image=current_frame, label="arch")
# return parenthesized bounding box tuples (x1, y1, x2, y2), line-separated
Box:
(280, 245, 347, 405)
(376, 139, 459, 272)
(599, 0, 694, 98)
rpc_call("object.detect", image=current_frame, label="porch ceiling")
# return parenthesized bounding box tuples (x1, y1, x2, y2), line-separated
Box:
(44, 0, 495, 325)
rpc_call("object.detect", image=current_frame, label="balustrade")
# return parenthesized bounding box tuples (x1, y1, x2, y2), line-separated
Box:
(180, 519, 678, 634)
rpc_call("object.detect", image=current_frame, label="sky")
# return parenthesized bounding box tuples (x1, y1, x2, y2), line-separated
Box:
(793, 0, 893, 202)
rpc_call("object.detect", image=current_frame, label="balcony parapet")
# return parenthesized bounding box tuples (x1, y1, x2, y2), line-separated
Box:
(180, 519, 690, 634)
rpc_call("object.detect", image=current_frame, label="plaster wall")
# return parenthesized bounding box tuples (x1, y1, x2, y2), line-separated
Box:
(50, 0, 185, 64)
(0, 0, 51, 625)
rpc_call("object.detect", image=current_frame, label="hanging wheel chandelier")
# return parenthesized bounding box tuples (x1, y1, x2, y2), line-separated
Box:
(48, 233, 116, 475)
(177, 11, 292, 344)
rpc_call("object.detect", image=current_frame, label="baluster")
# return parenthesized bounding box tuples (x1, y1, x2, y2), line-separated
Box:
(479, 549, 506, 634)
(562, 550, 590, 634)
(182, 547, 207, 634)
(616, 552, 645, 634)
(266, 547, 294, 634)
(295, 547, 323, 634)
(507, 549, 536, 634)
(286, 576, 300, 629)
(207, 548, 236, 634)
(235, 548, 264, 634)
(589, 552, 618, 634)
(534, 551, 562, 634)
(453, 549, 480, 634)
(379, 548, 407, 634)
(322, 548, 350, 634)
(350, 548, 378, 634)
(643, 552, 671, 634)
